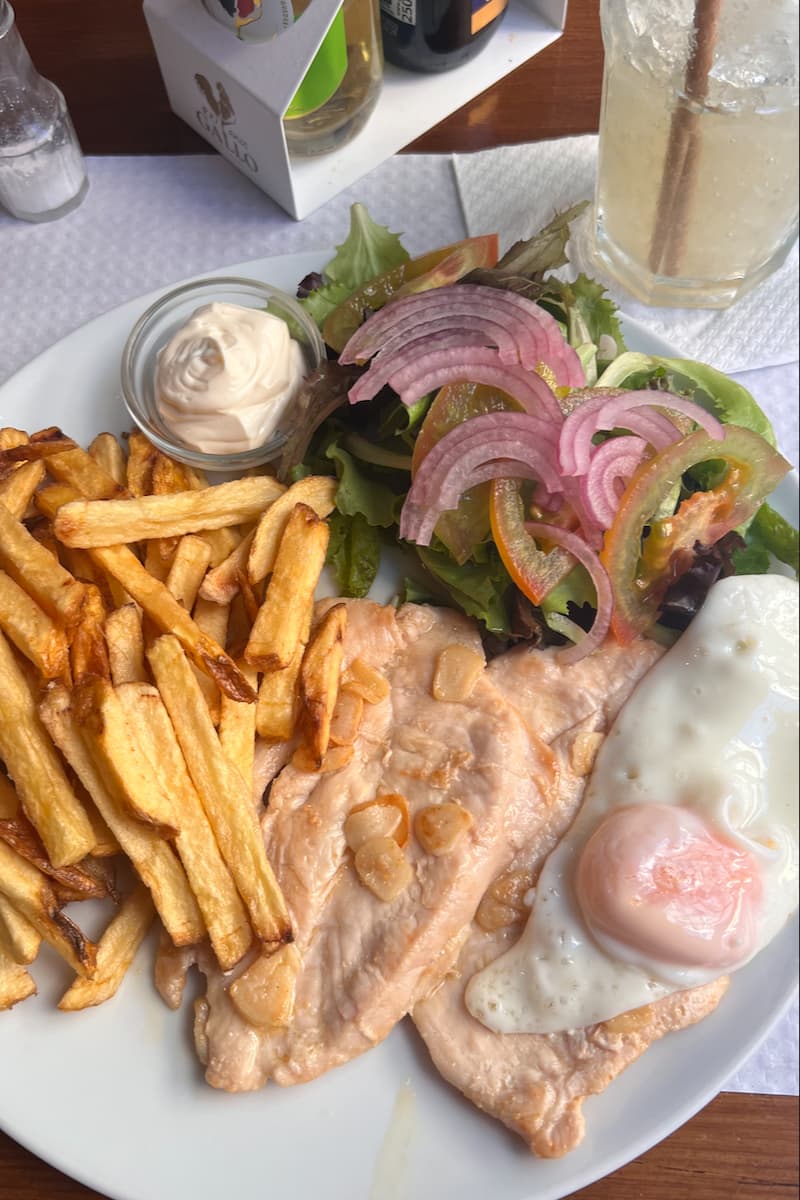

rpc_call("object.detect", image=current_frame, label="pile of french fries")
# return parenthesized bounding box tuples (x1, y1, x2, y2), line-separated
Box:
(0, 423, 361, 1022)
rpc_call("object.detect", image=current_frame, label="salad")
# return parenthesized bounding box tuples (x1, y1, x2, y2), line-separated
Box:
(281, 203, 798, 659)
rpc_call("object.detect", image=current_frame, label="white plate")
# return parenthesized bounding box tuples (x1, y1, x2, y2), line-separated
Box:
(0, 254, 797, 1200)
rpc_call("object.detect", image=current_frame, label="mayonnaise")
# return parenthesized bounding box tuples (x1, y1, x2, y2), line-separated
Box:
(155, 302, 307, 455)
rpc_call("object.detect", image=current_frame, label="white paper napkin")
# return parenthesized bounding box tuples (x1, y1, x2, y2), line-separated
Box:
(0, 151, 797, 1097)
(454, 135, 800, 375)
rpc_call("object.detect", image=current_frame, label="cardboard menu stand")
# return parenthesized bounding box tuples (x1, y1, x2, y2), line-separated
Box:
(143, 0, 568, 220)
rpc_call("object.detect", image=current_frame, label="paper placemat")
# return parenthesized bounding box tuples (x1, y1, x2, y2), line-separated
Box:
(1, 151, 797, 1096)
(454, 135, 800, 375)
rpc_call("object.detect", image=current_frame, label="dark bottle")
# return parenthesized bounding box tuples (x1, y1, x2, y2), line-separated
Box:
(379, 0, 508, 73)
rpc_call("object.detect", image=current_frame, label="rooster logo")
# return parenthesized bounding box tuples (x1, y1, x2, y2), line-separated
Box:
(194, 75, 236, 125)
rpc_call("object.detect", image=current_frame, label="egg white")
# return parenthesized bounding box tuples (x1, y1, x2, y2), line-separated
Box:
(466, 574, 799, 1035)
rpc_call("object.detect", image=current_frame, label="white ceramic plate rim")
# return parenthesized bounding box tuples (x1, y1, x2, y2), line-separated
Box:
(0, 252, 796, 1200)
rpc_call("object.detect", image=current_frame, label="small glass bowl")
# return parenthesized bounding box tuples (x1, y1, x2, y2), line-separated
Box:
(121, 276, 325, 472)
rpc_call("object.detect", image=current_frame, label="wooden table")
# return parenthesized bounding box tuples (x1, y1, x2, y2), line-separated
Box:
(2, 2, 798, 1198)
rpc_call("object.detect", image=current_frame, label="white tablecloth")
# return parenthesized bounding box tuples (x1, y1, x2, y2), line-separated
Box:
(0, 151, 796, 1096)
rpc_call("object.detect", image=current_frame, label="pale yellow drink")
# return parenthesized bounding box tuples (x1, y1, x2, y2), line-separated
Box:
(593, 0, 799, 308)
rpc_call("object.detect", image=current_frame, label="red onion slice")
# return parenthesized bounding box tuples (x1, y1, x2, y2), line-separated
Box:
(524, 521, 614, 663)
(349, 333, 507, 405)
(579, 435, 649, 529)
(374, 312, 537, 367)
(409, 459, 546, 546)
(410, 412, 558, 505)
(558, 388, 722, 477)
(596, 393, 724, 443)
(359, 351, 566, 427)
(404, 436, 562, 544)
(340, 284, 585, 388)
(341, 294, 548, 374)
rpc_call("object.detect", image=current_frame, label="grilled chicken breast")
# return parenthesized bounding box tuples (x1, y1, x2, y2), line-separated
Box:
(196, 601, 557, 1091)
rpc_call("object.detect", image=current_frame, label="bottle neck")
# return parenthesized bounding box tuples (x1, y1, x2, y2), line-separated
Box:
(0, 1, 40, 88)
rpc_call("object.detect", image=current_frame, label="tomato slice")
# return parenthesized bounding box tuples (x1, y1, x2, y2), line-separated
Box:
(489, 478, 576, 605)
(601, 425, 791, 643)
(322, 235, 499, 353)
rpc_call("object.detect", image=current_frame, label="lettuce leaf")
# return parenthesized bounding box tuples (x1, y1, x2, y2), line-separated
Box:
(735, 502, 800, 577)
(596, 353, 777, 445)
(415, 544, 512, 634)
(299, 203, 410, 328)
(325, 440, 403, 529)
(326, 510, 382, 598)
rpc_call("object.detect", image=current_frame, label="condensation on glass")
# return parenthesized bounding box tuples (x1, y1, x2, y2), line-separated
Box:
(592, 0, 799, 308)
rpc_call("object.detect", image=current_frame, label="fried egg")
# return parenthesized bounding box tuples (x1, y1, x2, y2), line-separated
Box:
(466, 574, 799, 1035)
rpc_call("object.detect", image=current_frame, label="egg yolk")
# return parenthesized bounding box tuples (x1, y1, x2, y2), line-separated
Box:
(575, 803, 762, 971)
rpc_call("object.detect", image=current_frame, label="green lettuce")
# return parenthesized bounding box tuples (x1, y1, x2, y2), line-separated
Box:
(299, 203, 410, 328)
(326, 510, 382, 598)
(596, 353, 777, 445)
(734, 502, 800, 577)
(415, 545, 512, 635)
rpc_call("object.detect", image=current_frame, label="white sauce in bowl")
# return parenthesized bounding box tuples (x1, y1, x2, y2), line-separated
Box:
(155, 301, 306, 454)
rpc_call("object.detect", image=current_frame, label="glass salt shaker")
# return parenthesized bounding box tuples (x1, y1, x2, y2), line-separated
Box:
(0, 0, 88, 222)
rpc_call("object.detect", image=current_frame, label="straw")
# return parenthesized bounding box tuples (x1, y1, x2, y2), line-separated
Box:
(647, 0, 723, 278)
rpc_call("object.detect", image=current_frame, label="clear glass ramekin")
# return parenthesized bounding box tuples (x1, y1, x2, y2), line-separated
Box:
(121, 276, 325, 472)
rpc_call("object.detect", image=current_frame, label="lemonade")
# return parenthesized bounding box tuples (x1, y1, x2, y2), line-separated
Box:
(593, 0, 799, 307)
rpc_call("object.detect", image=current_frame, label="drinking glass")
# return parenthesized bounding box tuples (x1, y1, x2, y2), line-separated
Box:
(592, 0, 799, 308)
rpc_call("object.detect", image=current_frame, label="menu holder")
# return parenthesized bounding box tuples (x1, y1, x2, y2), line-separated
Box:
(143, 0, 567, 220)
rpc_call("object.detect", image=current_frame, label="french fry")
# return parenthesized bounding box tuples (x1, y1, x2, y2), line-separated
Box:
(125, 431, 158, 498)
(70, 584, 110, 685)
(73, 676, 178, 838)
(38, 482, 256, 704)
(0, 629, 96, 867)
(0, 840, 97, 976)
(116, 681, 253, 970)
(166, 535, 212, 611)
(0, 460, 46, 520)
(0, 569, 70, 679)
(40, 685, 204, 947)
(0, 428, 27, 452)
(46, 444, 126, 500)
(198, 529, 255, 605)
(58, 883, 155, 1011)
(88, 432, 127, 487)
(190, 596, 228, 724)
(300, 604, 347, 765)
(248, 476, 337, 584)
(147, 634, 290, 946)
(290, 742, 354, 775)
(0, 949, 36, 1010)
(244, 504, 328, 671)
(151, 450, 193, 496)
(0, 772, 18, 819)
(0, 895, 42, 965)
(0, 502, 85, 627)
(105, 603, 146, 686)
(201, 525, 244, 569)
(143, 539, 172, 581)
(79, 791, 121, 858)
(255, 640, 304, 742)
(0, 810, 113, 901)
(219, 661, 258, 793)
(54, 476, 285, 548)
(0, 427, 77, 468)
